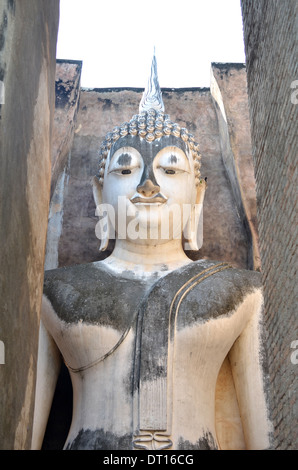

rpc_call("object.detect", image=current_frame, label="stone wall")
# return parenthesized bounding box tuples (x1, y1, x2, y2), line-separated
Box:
(241, 0, 297, 449)
(0, 0, 59, 449)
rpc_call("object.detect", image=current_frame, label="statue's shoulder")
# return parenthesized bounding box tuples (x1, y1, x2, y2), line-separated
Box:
(43, 262, 149, 326)
(44, 261, 109, 284)
(43, 262, 112, 303)
(141, 259, 262, 325)
(155, 259, 262, 294)
(185, 259, 262, 290)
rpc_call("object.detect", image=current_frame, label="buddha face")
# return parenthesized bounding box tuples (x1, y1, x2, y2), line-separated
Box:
(94, 135, 205, 247)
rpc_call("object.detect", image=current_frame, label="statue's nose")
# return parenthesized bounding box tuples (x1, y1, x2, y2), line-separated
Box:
(137, 179, 160, 198)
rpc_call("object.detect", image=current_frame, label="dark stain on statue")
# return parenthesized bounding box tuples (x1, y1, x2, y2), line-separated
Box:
(178, 431, 218, 450)
(65, 428, 133, 450)
(160, 264, 169, 271)
(174, 264, 262, 329)
(43, 263, 150, 331)
(117, 153, 132, 166)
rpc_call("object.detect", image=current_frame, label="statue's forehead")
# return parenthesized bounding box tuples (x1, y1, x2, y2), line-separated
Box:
(110, 135, 189, 160)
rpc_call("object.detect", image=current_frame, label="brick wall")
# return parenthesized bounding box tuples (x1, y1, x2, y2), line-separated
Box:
(241, 0, 298, 449)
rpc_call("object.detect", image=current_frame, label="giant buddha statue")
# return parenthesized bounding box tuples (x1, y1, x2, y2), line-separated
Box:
(32, 55, 272, 450)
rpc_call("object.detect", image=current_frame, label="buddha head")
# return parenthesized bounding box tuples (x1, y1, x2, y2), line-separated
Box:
(93, 54, 206, 252)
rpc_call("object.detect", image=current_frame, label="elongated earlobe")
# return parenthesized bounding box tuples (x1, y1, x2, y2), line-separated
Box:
(184, 179, 206, 251)
(92, 176, 102, 208)
(92, 176, 110, 252)
(98, 223, 110, 252)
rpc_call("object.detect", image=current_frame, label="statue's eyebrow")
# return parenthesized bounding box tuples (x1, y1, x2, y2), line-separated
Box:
(169, 154, 178, 164)
(159, 154, 181, 165)
(116, 153, 132, 166)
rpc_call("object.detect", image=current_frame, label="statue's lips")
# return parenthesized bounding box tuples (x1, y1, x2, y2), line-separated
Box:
(130, 194, 168, 205)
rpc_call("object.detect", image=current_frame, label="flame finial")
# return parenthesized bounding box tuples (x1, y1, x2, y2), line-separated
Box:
(139, 49, 165, 113)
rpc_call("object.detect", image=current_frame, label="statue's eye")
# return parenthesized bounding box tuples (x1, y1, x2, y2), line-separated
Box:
(165, 169, 176, 175)
(108, 148, 142, 175)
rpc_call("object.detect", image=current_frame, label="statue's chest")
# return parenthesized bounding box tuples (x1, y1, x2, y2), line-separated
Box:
(52, 317, 136, 374)
(47, 277, 147, 329)
(44, 262, 241, 374)
(43, 268, 153, 373)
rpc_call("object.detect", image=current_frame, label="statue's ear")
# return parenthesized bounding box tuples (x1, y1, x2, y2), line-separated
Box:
(195, 178, 207, 206)
(184, 179, 207, 251)
(92, 175, 103, 209)
(92, 176, 109, 252)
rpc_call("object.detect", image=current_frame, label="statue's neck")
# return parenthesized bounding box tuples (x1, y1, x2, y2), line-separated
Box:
(103, 238, 192, 276)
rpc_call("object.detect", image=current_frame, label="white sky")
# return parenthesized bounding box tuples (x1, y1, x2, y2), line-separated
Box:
(56, 0, 246, 89)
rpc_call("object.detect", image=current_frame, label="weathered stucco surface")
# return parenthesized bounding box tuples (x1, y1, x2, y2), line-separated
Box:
(0, 0, 59, 449)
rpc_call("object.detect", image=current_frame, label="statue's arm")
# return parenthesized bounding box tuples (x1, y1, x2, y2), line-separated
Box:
(228, 288, 272, 450)
(31, 295, 62, 450)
